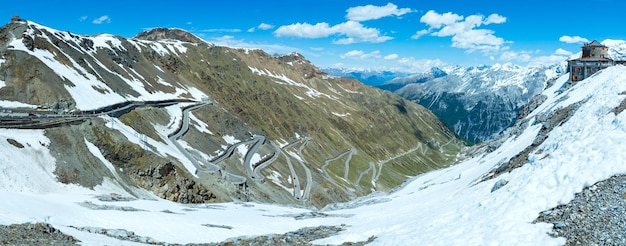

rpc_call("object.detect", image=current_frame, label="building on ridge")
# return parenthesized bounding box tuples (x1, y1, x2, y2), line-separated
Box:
(567, 40, 614, 82)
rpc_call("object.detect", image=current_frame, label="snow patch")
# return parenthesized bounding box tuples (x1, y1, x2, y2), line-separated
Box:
(267, 170, 294, 194)
(248, 66, 339, 101)
(222, 135, 238, 145)
(332, 112, 350, 117)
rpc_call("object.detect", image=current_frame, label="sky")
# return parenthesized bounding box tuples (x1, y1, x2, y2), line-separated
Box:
(3, 0, 626, 73)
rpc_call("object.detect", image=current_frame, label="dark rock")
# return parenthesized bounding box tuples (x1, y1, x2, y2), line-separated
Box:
(80, 38, 94, 51)
(552, 221, 566, 230)
(491, 179, 509, 192)
(535, 174, 626, 245)
(0, 223, 79, 245)
(22, 35, 34, 51)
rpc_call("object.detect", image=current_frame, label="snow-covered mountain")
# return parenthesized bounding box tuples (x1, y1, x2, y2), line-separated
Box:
(380, 63, 565, 143)
(2, 52, 625, 245)
(603, 39, 626, 60)
(322, 67, 410, 86)
(376, 66, 448, 91)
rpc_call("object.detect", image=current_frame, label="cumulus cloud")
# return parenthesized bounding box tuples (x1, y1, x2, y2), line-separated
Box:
(92, 15, 111, 24)
(209, 35, 300, 55)
(484, 14, 506, 25)
(528, 55, 569, 67)
(397, 57, 447, 72)
(258, 23, 274, 30)
(274, 3, 408, 44)
(413, 10, 509, 54)
(411, 29, 430, 39)
(498, 48, 570, 67)
(249, 23, 275, 32)
(384, 54, 399, 60)
(340, 50, 382, 60)
(419, 10, 463, 29)
(554, 48, 573, 56)
(274, 21, 392, 44)
(346, 3, 412, 21)
(499, 51, 532, 62)
(201, 28, 242, 33)
(559, 35, 589, 44)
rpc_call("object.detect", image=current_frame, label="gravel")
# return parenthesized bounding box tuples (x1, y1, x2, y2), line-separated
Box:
(535, 174, 626, 245)
(207, 226, 375, 246)
(0, 223, 79, 246)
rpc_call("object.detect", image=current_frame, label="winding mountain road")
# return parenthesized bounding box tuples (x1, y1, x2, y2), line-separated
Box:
(1, 99, 317, 197)
(355, 162, 375, 191)
(280, 137, 313, 201)
(166, 101, 249, 185)
(320, 148, 357, 199)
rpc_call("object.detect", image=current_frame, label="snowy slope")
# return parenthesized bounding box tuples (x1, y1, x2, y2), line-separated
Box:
(0, 61, 625, 245)
(2, 20, 208, 110)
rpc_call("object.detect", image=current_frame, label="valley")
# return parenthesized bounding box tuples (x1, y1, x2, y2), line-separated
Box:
(0, 14, 625, 246)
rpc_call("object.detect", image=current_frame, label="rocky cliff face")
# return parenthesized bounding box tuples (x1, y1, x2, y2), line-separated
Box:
(380, 63, 564, 143)
(0, 20, 463, 208)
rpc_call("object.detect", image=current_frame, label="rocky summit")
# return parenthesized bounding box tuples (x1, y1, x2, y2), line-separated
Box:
(0, 19, 462, 209)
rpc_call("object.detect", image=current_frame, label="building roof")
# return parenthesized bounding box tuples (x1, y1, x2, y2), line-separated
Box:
(569, 57, 614, 62)
(585, 40, 606, 47)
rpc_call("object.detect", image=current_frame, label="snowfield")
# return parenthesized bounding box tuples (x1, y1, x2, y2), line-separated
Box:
(1, 65, 626, 245)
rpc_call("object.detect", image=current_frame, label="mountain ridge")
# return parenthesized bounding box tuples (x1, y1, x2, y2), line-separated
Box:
(375, 63, 564, 143)
(0, 19, 462, 208)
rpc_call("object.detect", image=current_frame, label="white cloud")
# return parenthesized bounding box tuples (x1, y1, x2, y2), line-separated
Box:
(419, 10, 463, 29)
(346, 3, 412, 21)
(258, 23, 274, 30)
(80, 16, 88, 22)
(411, 29, 430, 39)
(554, 48, 573, 56)
(200, 28, 242, 33)
(451, 29, 506, 53)
(528, 55, 568, 67)
(413, 10, 509, 54)
(209, 35, 300, 55)
(499, 51, 532, 62)
(249, 23, 275, 32)
(497, 48, 570, 67)
(559, 35, 589, 44)
(275, 22, 333, 38)
(186, 22, 192, 25)
(92, 15, 111, 24)
(484, 14, 507, 25)
(274, 21, 392, 44)
(384, 54, 399, 60)
(340, 50, 381, 60)
(397, 57, 447, 72)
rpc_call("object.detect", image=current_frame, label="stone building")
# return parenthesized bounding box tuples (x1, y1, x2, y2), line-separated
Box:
(567, 40, 614, 82)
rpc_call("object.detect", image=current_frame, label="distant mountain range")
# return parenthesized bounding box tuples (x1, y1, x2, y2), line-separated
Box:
(321, 67, 410, 86)
(326, 39, 626, 144)
(3, 19, 626, 246)
(387, 63, 565, 143)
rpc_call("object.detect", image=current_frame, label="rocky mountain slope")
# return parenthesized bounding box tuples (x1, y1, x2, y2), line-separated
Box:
(378, 63, 564, 143)
(2, 48, 625, 245)
(0, 19, 463, 209)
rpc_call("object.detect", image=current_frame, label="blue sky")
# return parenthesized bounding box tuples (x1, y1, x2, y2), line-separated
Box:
(4, 0, 626, 72)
